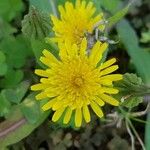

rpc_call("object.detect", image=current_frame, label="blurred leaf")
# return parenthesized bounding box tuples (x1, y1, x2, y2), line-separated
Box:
(0, 63, 8, 76)
(0, 18, 16, 39)
(0, 69, 24, 88)
(1, 81, 30, 104)
(0, 94, 50, 148)
(107, 135, 130, 150)
(98, 0, 120, 14)
(0, 0, 24, 21)
(29, 0, 53, 14)
(140, 30, 150, 43)
(0, 36, 32, 69)
(108, 5, 130, 28)
(0, 51, 6, 63)
(20, 94, 40, 124)
(117, 20, 150, 83)
(0, 93, 11, 117)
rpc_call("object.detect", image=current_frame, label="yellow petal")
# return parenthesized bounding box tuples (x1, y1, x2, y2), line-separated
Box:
(99, 94, 119, 106)
(99, 79, 113, 86)
(75, 0, 81, 8)
(40, 57, 51, 67)
(83, 105, 91, 123)
(52, 107, 65, 122)
(94, 97, 105, 106)
(90, 42, 108, 66)
(36, 92, 47, 100)
(100, 74, 123, 81)
(100, 65, 119, 76)
(100, 58, 116, 70)
(42, 49, 58, 64)
(75, 108, 82, 127)
(63, 107, 72, 124)
(42, 99, 56, 111)
(31, 83, 49, 91)
(90, 101, 104, 118)
(35, 69, 49, 77)
(101, 87, 119, 94)
(52, 101, 63, 111)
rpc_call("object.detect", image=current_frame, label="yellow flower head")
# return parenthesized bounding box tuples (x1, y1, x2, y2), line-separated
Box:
(31, 39, 122, 127)
(50, 0, 104, 45)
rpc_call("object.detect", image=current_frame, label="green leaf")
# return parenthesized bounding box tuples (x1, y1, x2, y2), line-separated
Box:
(98, 0, 120, 14)
(0, 63, 8, 76)
(0, 94, 50, 148)
(0, 93, 11, 117)
(1, 81, 30, 104)
(108, 5, 130, 28)
(122, 97, 143, 109)
(22, 7, 51, 40)
(140, 30, 150, 43)
(0, 51, 6, 63)
(0, 69, 24, 88)
(29, 0, 53, 14)
(0, 0, 24, 21)
(117, 20, 150, 83)
(115, 73, 146, 109)
(0, 18, 16, 39)
(20, 94, 41, 124)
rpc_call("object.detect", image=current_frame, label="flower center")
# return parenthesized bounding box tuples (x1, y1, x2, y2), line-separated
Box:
(74, 77, 84, 87)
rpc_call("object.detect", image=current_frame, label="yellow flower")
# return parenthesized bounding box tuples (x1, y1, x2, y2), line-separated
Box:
(50, 0, 104, 45)
(31, 39, 122, 127)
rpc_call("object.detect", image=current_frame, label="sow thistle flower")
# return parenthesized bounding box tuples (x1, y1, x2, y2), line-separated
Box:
(31, 39, 122, 127)
(50, 0, 104, 45)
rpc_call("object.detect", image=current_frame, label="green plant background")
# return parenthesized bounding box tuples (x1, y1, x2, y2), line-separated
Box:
(0, 0, 150, 150)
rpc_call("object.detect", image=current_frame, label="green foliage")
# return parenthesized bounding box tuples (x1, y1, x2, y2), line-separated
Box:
(0, 101, 50, 148)
(108, 4, 130, 28)
(0, 93, 11, 117)
(0, 18, 16, 39)
(22, 7, 51, 40)
(0, 0, 24, 21)
(140, 30, 150, 43)
(115, 73, 150, 109)
(117, 19, 150, 83)
(0, 0, 150, 149)
(20, 94, 41, 124)
(1, 81, 30, 104)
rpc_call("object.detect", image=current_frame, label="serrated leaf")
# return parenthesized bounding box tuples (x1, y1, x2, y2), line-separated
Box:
(115, 73, 145, 109)
(122, 97, 143, 109)
(22, 7, 51, 40)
